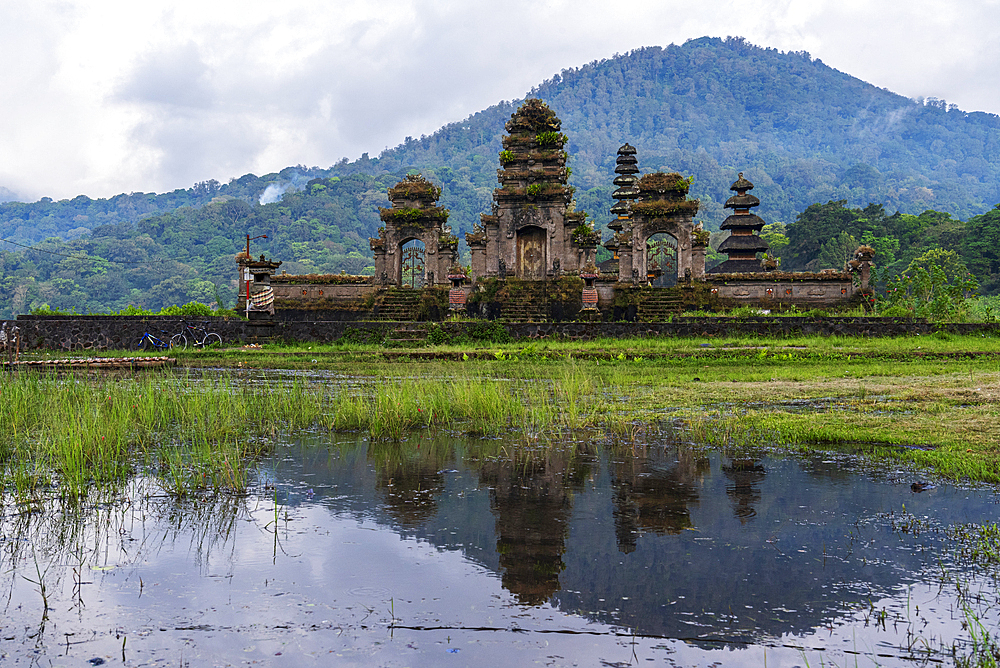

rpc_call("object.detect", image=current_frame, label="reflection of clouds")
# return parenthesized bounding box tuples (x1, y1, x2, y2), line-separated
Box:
(6, 439, 1000, 665)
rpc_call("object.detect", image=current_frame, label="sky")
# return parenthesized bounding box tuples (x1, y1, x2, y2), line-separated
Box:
(1, 0, 998, 202)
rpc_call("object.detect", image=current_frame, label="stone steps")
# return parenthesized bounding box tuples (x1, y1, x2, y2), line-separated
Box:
(496, 285, 552, 322)
(636, 289, 684, 321)
(385, 325, 428, 345)
(374, 289, 423, 321)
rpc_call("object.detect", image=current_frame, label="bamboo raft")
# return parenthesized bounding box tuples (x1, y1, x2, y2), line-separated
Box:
(4, 356, 178, 370)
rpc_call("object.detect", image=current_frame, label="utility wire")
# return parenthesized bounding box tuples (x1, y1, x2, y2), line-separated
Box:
(0, 237, 167, 266)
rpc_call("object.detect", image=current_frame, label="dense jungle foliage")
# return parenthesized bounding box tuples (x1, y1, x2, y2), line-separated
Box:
(2, 37, 1000, 315)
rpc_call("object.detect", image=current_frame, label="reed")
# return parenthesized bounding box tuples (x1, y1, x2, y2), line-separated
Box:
(1, 372, 328, 499)
(6, 337, 1000, 500)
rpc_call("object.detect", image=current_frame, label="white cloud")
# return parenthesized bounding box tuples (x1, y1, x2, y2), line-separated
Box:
(0, 0, 997, 201)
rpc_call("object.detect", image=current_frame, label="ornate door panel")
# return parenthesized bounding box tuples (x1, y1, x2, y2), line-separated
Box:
(517, 227, 546, 280)
(402, 243, 425, 288)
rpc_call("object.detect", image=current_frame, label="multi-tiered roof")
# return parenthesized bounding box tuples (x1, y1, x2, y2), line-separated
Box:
(491, 99, 573, 208)
(609, 144, 639, 229)
(709, 173, 770, 273)
(604, 144, 640, 264)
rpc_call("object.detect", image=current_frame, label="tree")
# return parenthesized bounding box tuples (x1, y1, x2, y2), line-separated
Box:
(814, 231, 857, 271)
(963, 204, 1000, 294)
(785, 201, 865, 269)
(859, 230, 899, 291)
(886, 247, 978, 318)
(759, 222, 789, 263)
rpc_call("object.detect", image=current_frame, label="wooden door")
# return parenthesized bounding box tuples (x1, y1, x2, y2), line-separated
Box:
(517, 227, 546, 280)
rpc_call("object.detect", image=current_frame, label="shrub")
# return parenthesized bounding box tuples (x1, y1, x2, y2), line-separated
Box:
(880, 304, 913, 318)
(159, 302, 216, 317)
(426, 323, 451, 345)
(458, 320, 511, 343)
(885, 248, 978, 320)
(30, 304, 73, 316)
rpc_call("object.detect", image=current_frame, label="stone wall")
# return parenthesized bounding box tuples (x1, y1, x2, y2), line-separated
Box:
(9, 315, 1000, 351)
(12, 316, 249, 351)
(706, 273, 860, 308)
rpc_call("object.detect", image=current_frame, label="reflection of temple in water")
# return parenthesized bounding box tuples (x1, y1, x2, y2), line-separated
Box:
(371, 442, 451, 528)
(722, 458, 766, 523)
(610, 445, 709, 554)
(479, 449, 593, 605)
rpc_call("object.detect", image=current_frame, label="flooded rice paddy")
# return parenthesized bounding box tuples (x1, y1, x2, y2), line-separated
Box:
(3, 431, 999, 667)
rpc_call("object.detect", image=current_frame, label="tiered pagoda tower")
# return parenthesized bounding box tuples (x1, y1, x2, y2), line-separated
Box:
(467, 99, 596, 280)
(603, 144, 641, 271)
(709, 173, 770, 273)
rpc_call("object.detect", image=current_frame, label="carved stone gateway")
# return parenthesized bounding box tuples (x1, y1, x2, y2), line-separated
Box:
(468, 99, 597, 281)
(370, 174, 458, 288)
(616, 170, 706, 284)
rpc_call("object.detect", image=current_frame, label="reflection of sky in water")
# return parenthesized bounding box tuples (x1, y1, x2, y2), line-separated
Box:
(3, 435, 998, 666)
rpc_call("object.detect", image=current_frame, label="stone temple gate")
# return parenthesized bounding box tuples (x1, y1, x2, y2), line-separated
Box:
(604, 146, 708, 284)
(370, 175, 459, 287)
(465, 99, 600, 281)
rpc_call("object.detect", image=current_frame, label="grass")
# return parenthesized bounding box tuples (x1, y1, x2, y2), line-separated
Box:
(0, 372, 325, 500)
(4, 331, 1000, 500)
(140, 331, 1000, 370)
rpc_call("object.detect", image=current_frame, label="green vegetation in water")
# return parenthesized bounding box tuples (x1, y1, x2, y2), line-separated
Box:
(1, 372, 323, 501)
(8, 328, 1000, 502)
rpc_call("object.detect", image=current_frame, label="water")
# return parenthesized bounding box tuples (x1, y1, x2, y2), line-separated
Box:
(3, 433, 998, 666)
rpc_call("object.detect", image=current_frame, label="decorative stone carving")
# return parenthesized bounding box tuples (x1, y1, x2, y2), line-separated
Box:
(370, 174, 457, 287)
(477, 99, 593, 280)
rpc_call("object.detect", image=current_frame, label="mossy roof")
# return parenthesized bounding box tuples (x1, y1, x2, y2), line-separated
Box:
(720, 213, 766, 231)
(505, 99, 561, 134)
(730, 173, 754, 192)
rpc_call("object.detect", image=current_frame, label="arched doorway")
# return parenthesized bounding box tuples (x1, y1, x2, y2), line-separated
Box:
(645, 233, 678, 287)
(516, 226, 547, 279)
(400, 238, 425, 288)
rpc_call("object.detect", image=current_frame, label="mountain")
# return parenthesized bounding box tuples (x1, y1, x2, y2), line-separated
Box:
(2, 36, 1000, 316)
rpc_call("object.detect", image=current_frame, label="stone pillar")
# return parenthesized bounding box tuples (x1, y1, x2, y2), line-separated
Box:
(372, 246, 387, 284)
(618, 243, 634, 284)
(690, 244, 707, 280)
(676, 229, 691, 282)
(470, 244, 486, 280)
(483, 216, 501, 277)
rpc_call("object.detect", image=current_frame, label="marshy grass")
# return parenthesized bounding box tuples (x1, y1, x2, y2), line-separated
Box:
(5, 332, 1000, 500)
(0, 372, 326, 500)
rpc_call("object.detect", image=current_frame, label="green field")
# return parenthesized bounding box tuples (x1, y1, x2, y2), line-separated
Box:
(4, 333, 1000, 502)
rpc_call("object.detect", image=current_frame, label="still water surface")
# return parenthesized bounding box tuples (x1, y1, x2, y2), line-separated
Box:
(3, 433, 998, 666)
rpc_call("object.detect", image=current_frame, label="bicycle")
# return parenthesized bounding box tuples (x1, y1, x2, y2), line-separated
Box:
(169, 320, 223, 350)
(136, 330, 177, 352)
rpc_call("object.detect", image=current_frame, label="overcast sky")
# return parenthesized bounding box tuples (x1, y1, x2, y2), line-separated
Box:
(1, 0, 998, 202)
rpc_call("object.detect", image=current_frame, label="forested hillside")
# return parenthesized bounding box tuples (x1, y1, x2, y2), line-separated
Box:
(2, 36, 1000, 316)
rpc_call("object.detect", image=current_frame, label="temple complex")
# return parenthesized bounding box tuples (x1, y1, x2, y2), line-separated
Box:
(241, 98, 870, 321)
